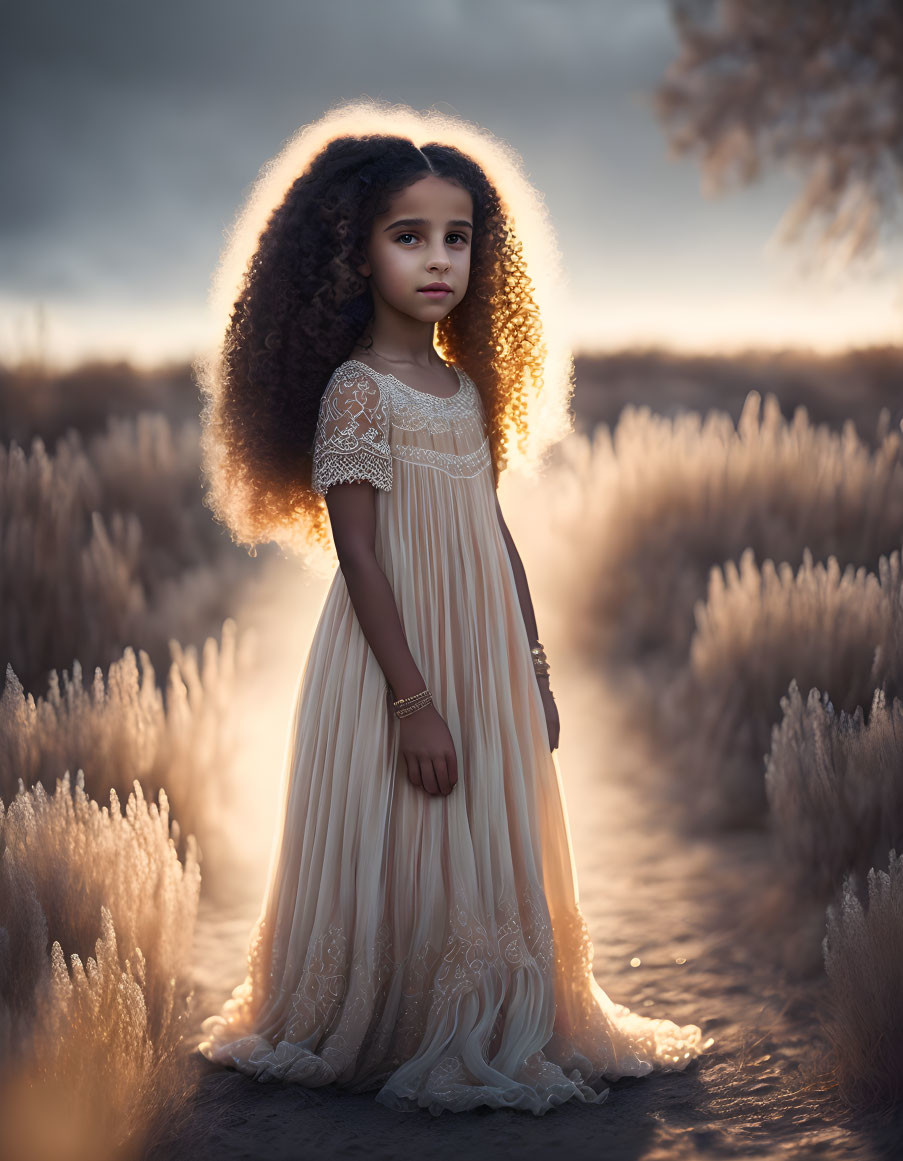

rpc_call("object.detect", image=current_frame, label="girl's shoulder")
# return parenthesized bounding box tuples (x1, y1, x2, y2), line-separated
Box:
(318, 360, 391, 426)
(322, 358, 386, 394)
(324, 358, 388, 396)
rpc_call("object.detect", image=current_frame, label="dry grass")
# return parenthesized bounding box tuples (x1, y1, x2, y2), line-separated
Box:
(0, 413, 257, 697)
(0, 361, 270, 1154)
(0, 771, 201, 1161)
(766, 681, 903, 902)
(655, 549, 898, 827)
(536, 389, 903, 839)
(0, 357, 199, 447)
(574, 344, 903, 445)
(0, 620, 256, 883)
(552, 391, 903, 672)
(821, 850, 903, 1112)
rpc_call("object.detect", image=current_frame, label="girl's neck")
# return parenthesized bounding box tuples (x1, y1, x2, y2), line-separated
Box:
(354, 318, 443, 369)
(354, 342, 447, 369)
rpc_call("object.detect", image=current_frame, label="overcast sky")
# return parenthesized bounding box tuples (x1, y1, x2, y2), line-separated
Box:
(3, 0, 901, 368)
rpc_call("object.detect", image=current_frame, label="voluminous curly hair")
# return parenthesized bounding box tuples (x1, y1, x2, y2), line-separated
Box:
(195, 98, 573, 567)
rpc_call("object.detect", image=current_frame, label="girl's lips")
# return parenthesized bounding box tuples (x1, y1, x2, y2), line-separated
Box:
(419, 289, 451, 297)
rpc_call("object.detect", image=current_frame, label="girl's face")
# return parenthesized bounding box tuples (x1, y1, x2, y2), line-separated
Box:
(358, 174, 473, 323)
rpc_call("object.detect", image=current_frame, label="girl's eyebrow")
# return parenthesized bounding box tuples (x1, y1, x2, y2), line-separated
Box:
(383, 217, 473, 232)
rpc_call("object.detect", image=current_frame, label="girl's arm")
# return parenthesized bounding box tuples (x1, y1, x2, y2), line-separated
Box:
(494, 495, 545, 674)
(324, 479, 459, 796)
(325, 484, 427, 701)
(494, 494, 559, 750)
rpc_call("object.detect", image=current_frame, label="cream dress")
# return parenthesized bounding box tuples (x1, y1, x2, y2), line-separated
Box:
(197, 358, 714, 1116)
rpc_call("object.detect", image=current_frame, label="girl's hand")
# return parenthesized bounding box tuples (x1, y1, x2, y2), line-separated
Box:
(398, 704, 459, 796)
(538, 680, 559, 751)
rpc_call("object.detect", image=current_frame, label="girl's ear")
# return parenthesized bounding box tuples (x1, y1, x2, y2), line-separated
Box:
(357, 258, 371, 278)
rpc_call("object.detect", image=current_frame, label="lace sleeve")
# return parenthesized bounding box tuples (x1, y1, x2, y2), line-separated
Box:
(311, 364, 393, 496)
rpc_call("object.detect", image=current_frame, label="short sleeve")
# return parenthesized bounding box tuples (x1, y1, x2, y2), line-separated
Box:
(311, 364, 393, 496)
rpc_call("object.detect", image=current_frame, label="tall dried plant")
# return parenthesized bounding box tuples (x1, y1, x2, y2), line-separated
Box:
(658, 549, 900, 826)
(0, 414, 256, 697)
(554, 392, 903, 675)
(766, 682, 903, 902)
(821, 850, 903, 1111)
(0, 619, 254, 881)
(0, 772, 201, 1160)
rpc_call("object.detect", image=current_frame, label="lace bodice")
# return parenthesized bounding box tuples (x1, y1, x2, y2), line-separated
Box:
(311, 360, 490, 496)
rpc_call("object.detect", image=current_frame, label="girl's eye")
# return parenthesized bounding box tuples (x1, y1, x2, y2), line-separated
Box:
(393, 232, 470, 245)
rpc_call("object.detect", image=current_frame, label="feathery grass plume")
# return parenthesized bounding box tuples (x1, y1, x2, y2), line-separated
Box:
(0, 414, 256, 697)
(0, 771, 201, 1160)
(85, 412, 231, 586)
(555, 391, 903, 673)
(821, 851, 903, 1112)
(766, 681, 903, 904)
(0, 619, 254, 880)
(657, 548, 897, 827)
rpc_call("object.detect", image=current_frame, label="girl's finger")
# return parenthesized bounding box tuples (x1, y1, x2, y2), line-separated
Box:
(420, 758, 440, 797)
(434, 756, 452, 795)
(404, 752, 422, 790)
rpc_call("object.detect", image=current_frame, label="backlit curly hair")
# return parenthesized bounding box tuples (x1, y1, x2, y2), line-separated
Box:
(195, 98, 574, 568)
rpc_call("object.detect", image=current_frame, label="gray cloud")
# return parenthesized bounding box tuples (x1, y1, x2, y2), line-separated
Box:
(10, 0, 850, 363)
(2, 0, 680, 301)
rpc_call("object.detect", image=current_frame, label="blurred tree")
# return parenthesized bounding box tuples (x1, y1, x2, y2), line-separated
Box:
(653, 0, 903, 276)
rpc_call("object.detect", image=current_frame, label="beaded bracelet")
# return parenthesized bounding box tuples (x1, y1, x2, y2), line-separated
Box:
(385, 683, 434, 718)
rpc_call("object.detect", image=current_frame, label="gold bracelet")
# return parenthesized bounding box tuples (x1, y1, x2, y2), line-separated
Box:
(530, 640, 550, 678)
(395, 692, 432, 717)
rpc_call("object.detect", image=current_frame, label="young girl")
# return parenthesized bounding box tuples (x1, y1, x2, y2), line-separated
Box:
(195, 99, 714, 1117)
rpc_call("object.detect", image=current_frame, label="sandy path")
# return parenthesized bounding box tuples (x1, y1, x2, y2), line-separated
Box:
(147, 560, 901, 1160)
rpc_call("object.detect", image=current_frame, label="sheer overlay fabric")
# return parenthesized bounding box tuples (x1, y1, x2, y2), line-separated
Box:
(197, 360, 714, 1116)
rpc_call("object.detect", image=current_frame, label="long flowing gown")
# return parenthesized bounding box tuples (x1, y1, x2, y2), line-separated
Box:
(196, 358, 714, 1115)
